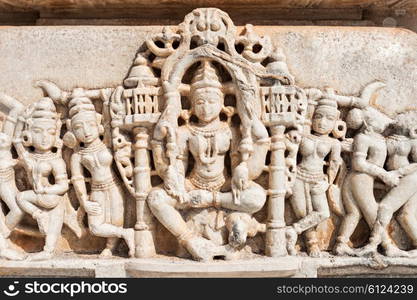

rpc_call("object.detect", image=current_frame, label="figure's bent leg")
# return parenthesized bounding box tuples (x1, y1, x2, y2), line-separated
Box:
(89, 218, 125, 238)
(0, 196, 26, 260)
(148, 188, 192, 242)
(397, 193, 417, 249)
(108, 185, 135, 257)
(291, 184, 330, 235)
(0, 184, 23, 234)
(368, 183, 413, 257)
(89, 189, 135, 258)
(0, 233, 26, 260)
(334, 177, 362, 256)
(148, 188, 224, 261)
(43, 200, 64, 253)
(17, 191, 49, 235)
(350, 175, 392, 257)
(351, 176, 378, 229)
(0, 209, 10, 238)
(29, 200, 64, 261)
(217, 182, 267, 214)
(286, 178, 307, 255)
(290, 187, 330, 257)
(289, 179, 308, 220)
(16, 191, 39, 215)
(225, 212, 264, 249)
(88, 214, 135, 257)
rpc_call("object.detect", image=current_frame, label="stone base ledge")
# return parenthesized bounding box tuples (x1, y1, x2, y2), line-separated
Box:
(1, 254, 417, 278)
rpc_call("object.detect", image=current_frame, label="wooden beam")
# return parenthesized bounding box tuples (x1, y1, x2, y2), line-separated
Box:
(37, 6, 364, 25)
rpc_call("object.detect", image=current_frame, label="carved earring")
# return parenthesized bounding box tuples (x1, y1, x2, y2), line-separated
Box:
(332, 120, 347, 139)
(221, 106, 235, 124)
(95, 113, 104, 134)
(63, 131, 77, 149)
(180, 110, 191, 124)
(21, 130, 32, 147)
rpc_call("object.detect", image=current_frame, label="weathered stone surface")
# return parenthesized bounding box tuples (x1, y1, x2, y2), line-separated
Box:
(0, 26, 415, 109)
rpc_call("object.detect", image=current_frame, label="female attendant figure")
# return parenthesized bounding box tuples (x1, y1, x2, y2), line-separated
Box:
(67, 92, 135, 258)
(285, 99, 342, 257)
(15, 97, 69, 260)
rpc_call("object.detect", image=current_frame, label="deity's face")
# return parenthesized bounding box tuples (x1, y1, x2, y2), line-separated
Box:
(191, 88, 223, 124)
(71, 112, 100, 145)
(30, 119, 57, 152)
(312, 106, 338, 135)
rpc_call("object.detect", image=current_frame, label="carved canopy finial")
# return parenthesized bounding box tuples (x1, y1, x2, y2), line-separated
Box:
(179, 7, 236, 50)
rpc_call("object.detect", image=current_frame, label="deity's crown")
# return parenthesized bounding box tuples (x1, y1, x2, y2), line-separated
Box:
(68, 89, 96, 119)
(30, 97, 57, 121)
(316, 98, 338, 111)
(190, 60, 222, 95)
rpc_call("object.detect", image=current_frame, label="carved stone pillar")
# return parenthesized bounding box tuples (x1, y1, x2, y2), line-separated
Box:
(133, 126, 156, 258)
(266, 125, 287, 257)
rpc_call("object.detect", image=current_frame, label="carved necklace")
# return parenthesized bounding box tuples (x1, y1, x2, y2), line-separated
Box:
(0, 166, 14, 182)
(189, 169, 225, 192)
(30, 151, 59, 160)
(388, 134, 408, 142)
(364, 130, 385, 141)
(187, 123, 228, 166)
(186, 122, 228, 137)
(78, 139, 107, 154)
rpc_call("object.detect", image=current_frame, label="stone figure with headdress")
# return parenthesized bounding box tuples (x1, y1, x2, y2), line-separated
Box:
(65, 89, 135, 258)
(148, 60, 270, 261)
(14, 97, 69, 260)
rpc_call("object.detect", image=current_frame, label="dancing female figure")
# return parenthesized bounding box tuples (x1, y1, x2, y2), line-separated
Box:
(285, 98, 342, 257)
(67, 91, 135, 258)
(15, 97, 69, 260)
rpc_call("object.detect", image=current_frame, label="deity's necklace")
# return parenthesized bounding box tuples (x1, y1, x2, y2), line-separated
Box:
(187, 123, 227, 166)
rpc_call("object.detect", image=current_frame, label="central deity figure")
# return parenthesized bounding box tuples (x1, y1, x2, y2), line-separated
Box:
(148, 61, 269, 261)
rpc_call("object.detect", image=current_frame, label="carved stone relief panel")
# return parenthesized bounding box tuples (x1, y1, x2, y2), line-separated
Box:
(0, 7, 417, 276)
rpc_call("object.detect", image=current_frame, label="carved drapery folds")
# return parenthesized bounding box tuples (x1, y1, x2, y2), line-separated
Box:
(0, 7, 415, 262)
